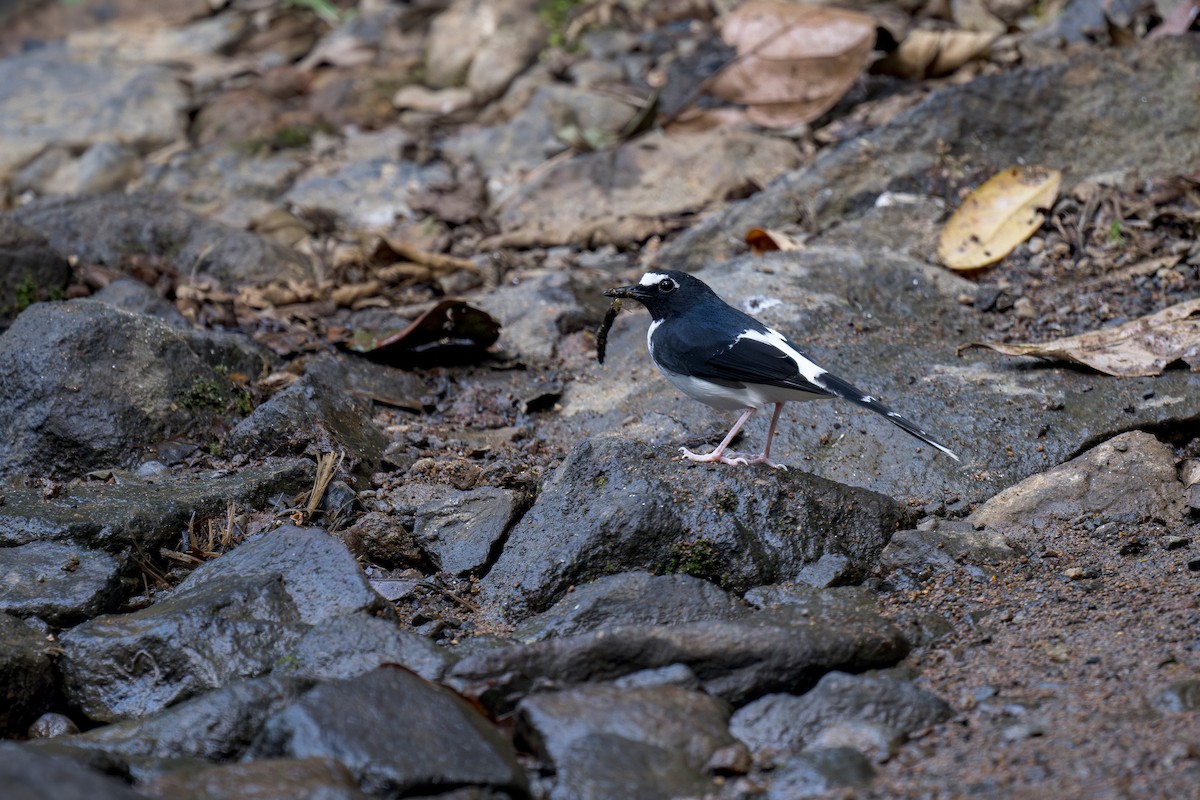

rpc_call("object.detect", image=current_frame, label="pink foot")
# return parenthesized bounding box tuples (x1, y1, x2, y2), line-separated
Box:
(725, 451, 787, 470)
(680, 447, 749, 466)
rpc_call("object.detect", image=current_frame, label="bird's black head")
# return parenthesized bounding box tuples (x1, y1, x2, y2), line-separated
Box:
(603, 270, 718, 320)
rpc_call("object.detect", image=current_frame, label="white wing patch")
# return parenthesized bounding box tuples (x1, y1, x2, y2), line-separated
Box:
(640, 272, 671, 286)
(646, 318, 662, 358)
(736, 328, 828, 387)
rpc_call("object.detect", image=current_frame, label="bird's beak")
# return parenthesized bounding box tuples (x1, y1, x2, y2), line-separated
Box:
(604, 284, 642, 300)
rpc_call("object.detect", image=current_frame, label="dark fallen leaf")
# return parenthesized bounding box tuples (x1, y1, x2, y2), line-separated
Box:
(348, 299, 501, 367)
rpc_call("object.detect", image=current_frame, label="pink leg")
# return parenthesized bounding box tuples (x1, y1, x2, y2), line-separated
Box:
(681, 408, 757, 466)
(739, 402, 787, 470)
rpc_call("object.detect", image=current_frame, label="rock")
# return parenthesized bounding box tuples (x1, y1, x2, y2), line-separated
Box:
(516, 684, 736, 770)
(58, 526, 387, 721)
(0, 613, 56, 736)
(971, 432, 1183, 541)
(413, 487, 521, 575)
(0, 216, 71, 331)
(547, 733, 714, 800)
(223, 356, 388, 470)
(0, 541, 122, 626)
(1149, 680, 1200, 714)
(511, 571, 750, 644)
(806, 719, 904, 763)
(668, 41, 1200, 266)
(479, 435, 910, 622)
(90, 278, 190, 329)
(473, 269, 581, 361)
(766, 747, 875, 799)
(28, 712, 79, 739)
(0, 301, 268, 479)
(283, 158, 452, 235)
(14, 141, 142, 197)
(13, 192, 312, 284)
(730, 671, 953, 759)
(339, 512, 429, 570)
(252, 667, 527, 796)
(424, 0, 545, 99)
(450, 597, 908, 709)
(483, 128, 802, 248)
(559, 251, 1200, 507)
(281, 612, 453, 682)
(0, 741, 147, 800)
(34, 676, 313, 762)
(0, 458, 313, 554)
(0, 45, 186, 185)
(880, 520, 1018, 589)
(140, 757, 372, 800)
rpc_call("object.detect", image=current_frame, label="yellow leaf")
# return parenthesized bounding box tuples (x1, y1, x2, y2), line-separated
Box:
(938, 166, 1062, 270)
(965, 298, 1200, 378)
(878, 28, 998, 79)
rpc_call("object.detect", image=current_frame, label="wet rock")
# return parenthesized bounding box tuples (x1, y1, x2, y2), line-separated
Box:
(730, 671, 953, 760)
(0, 45, 186, 184)
(516, 684, 736, 770)
(28, 712, 79, 739)
(223, 356, 387, 470)
(766, 747, 875, 799)
(971, 432, 1183, 541)
(413, 487, 521, 576)
(251, 667, 527, 797)
(340, 511, 428, 570)
(512, 571, 750, 644)
(0, 540, 122, 625)
(59, 526, 386, 721)
(0, 741, 147, 800)
(140, 756, 371, 800)
(0, 612, 56, 735)
(90, 278, 190, 329)
(281, 612, 453, 682)
(450, 596, 908, 709)
(0, 300, 267, 479)
(13, 192, 312, 284)
(0, 216, 71, 331)
(0, 458, 313, 553)
(880, 520, 1018, 589)
(547, 733, 714, 800)
(15, 141, 142, 197)
(483, 128, 802, 249)
(35, 676, 313, 762)
(480, 435, 909, 622)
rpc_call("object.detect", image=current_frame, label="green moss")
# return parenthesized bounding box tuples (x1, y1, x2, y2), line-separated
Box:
(663, 537, 724, 584)
(11, 274, 40, 314)
(179, 377, 227, 411)
(538, 0, 587, 49)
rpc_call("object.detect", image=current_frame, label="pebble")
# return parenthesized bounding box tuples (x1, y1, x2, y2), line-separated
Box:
(1164, 536, 1191, 551)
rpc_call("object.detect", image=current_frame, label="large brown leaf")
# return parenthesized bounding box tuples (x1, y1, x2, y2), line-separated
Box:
(966, 298, 1200, 377)
(710, 0, 876, 128)
(938, 166, 1062, 270)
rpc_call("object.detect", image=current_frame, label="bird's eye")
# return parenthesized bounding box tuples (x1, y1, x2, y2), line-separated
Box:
(658, 279, 675, 292)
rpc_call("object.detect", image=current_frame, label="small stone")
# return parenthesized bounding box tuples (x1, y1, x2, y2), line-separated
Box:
(27, 712, 78, 739)
(706, 743, 753, 775)
(1164, 536, 1191, 551)
(1012, 296, 1036, 319)
(1062, 566, 1097, 580)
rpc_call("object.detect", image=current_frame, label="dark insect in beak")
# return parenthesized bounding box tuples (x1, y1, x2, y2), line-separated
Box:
(596, 298, 622, 364)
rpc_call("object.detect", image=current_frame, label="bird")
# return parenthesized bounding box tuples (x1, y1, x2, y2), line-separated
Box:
(603, 270, 959, 468)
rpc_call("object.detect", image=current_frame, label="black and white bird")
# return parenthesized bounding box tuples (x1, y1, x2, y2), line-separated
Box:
(604, 270, 959, 468)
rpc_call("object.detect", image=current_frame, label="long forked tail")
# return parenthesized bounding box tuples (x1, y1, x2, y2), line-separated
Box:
(818, 372, 960, 461)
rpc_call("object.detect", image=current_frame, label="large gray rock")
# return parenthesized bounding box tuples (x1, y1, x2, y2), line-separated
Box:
(480, 435, 910, 622)
(0, 541, 122, 626)
(0, 741, 147, 800)
(451, 590, 909, 708)
(547, 733, 715, 800)
(58, 527, 388, 722)
(0, 301, 269, 480)
(516, 684, 737, 770)
(13, 192, 312, 284)
(0, 613, 57, 736)
(0, 45, 187, 185)
(139, 757, 373, 800)
(512, 571, 751, 644)
(252, 667, 528, 796)
(730, 672, 954, 758)
(970, 431, 1184, 542)
(413, 486, 521, 576)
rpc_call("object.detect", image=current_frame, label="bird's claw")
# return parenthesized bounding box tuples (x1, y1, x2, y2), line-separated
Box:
(726, 451, 787, 470)
(679, 447, 749, 466)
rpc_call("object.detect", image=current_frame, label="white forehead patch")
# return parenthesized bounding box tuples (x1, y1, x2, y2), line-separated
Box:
(639, 272, 672, 287)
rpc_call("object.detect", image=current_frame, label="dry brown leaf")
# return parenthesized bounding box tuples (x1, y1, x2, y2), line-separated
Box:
(938, 165, 1062, 270)
(878, 28, 998, 78)
(710, 0, 876, 128)
(965, 298, 1200, 377)
(746, 226, 805, 254)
